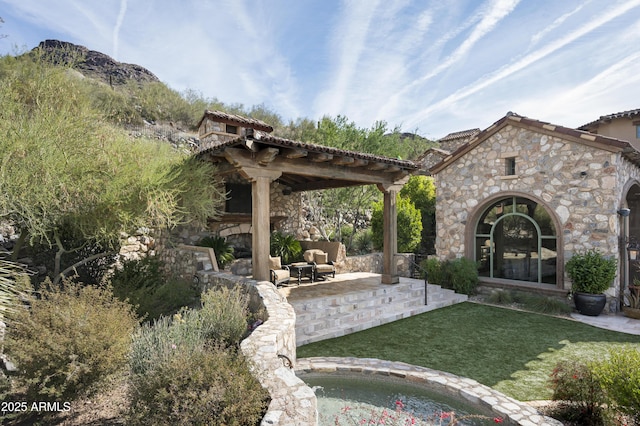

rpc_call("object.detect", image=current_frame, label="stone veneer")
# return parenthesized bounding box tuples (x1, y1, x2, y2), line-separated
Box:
(435, 123, 640, 308)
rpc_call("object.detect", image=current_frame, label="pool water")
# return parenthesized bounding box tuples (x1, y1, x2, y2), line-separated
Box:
(302, 373, 496, 426)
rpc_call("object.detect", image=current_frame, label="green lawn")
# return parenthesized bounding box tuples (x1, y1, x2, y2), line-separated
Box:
(297, 302, 640, 401)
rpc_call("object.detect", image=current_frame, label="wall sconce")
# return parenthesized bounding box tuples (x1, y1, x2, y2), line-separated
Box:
(630, 247, 640, 261)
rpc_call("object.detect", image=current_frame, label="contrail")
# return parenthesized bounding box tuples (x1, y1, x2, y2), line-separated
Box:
(113, 0, 128, 60)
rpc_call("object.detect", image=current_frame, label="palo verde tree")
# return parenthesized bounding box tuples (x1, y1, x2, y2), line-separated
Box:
(0, 51, 225, 284)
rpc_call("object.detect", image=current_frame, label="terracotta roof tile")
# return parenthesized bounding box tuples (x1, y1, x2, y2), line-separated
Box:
(197, 132, 418, 170)
(197, 110, 274, 133)
(578, 108, 640, 130)
(438, 128, 481, 142)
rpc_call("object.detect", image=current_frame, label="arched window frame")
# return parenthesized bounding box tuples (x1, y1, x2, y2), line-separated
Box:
(471, 195, 561, 287)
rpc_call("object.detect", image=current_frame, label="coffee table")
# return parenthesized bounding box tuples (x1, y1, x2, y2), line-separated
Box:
(288, 263, 315, 285)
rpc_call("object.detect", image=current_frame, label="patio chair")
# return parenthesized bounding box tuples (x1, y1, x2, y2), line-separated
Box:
(303, 249, 335, 280)
(269, 256, 290, 287)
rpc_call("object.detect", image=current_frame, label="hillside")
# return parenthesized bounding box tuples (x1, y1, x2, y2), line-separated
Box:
(35, 39, 159, 86)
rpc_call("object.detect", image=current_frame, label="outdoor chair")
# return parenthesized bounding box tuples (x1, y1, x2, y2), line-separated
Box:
(303, 249, 335, 280)
(269, 256, 290, 287)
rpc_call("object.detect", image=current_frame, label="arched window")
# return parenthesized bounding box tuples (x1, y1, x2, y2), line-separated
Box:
(474, 197, 557, 284)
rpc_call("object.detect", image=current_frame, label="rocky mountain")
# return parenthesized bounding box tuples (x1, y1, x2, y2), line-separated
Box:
(34, 39, 159, 86)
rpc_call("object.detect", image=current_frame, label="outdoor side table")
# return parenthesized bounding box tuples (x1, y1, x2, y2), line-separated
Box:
(288, 263, 315, 285)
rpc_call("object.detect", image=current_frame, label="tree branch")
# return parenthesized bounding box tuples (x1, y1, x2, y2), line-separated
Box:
(53, 251, 117, 285)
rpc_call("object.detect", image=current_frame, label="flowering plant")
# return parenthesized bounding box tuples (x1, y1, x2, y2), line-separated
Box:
(327, 400, 503, 425)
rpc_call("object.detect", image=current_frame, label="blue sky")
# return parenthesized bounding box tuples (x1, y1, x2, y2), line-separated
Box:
(1, 0, 639, 140)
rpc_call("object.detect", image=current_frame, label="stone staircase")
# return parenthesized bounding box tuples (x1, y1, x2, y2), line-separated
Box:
(288, 276, 467, 346)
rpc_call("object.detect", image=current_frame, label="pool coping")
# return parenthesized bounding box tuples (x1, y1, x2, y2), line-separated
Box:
(295, 357, 562, 426)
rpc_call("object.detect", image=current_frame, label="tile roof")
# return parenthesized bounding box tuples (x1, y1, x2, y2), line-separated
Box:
(578, 108, 640, 130)
(197, 131, 418, 170)
(430, 112, 639, 174)
(197, 110, 274, 133)
(438, 128, 481, 142)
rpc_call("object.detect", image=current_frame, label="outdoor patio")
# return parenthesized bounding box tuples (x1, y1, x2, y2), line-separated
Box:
(278, 272, 468, 346)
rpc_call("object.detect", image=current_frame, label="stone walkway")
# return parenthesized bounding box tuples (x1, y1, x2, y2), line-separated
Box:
(570, 312, 640, 335)
(279, 272, 468, 346)
(296, 357, 562, 426)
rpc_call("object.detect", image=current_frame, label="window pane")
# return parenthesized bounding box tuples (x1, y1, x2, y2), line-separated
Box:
(494, 215, 538, 282)
(541, 238, 557, 284)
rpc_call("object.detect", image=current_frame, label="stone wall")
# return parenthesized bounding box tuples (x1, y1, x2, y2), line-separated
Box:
(435, 124, 623, 299)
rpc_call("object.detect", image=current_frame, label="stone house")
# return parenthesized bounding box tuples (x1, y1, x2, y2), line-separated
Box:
(426, 110, 640, 312)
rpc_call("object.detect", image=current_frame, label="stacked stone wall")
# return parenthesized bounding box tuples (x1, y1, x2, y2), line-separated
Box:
(435, 125, 624, 295)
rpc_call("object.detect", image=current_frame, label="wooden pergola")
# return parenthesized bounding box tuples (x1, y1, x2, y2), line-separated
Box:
(196, 111, 418, 283)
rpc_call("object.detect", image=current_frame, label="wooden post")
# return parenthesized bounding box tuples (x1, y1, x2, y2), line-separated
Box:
(241, 167, 282, 282)
(378, 178, 408, 284)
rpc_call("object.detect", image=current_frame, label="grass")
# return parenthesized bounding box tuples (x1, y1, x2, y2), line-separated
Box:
(297, 302, 640, 401)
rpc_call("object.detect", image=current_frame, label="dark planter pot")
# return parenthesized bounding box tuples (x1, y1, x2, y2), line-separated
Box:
(573, 292, 607, 316)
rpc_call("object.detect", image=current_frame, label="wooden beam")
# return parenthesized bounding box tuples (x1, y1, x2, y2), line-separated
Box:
(256, 147, 280, 165)
(347, 158, 369, 168)
(290, 179, 365, 192)
(367, 162, 388, 171)
(309, 152, 333, 162)
(332, 156, 355, 166)
(283, 148, 308, 159)
(223, 148, 406, 186)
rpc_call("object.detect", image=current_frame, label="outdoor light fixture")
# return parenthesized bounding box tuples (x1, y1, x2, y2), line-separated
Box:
(630, 246, 640, 261)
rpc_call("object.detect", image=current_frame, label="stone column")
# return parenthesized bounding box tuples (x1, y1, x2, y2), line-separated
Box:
(378, 181, 406, 284)
(241, 168, 282, 282)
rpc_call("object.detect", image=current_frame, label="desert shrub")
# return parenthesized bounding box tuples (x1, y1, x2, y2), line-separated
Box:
(521, 294, 572, 315)
(128, 285, 268, 425)
(128, 344, 268, 426)
(592, 347, 640, 423)
(194, 285, 250, 347)
(141, 278, 199, 321)
(353, 228, 374, 254)
(3, 280, 138, 402)
(488, 289, 513, 305)
(550, 359, 606, 425)
(197, 235, 235, 269)
(110, 255, 164, 302)
(110, 256, 195, 321)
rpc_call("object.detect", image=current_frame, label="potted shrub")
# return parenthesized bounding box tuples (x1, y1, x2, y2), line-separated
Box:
(566, 249, 616, 316)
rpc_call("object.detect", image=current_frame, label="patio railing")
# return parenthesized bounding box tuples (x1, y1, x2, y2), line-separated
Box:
(396, 254, 429, 305)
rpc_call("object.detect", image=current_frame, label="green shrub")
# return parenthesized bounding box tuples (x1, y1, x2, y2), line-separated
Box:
(421, 257, 443, 284)
(444, 258, 479, 295)
(128, 344, 268, 426)
(197, 235, 235, 269)
(141, 278, 199, 321)
(110, 256, 164, 302)
(592, 347, 640, 423)
(270, 232, 302, 264)
(488, 289, 513, 305)
(128, 285, 268, 425)
(353, 228, 373, 254)
(419, 257, 478, 294)
(110, 256, 196, 321)
(550, 359, 606, 424)
(3, 280, 138, 402)
(194, 285, 250, 347)
(566, 249, 617, 294)
(371, 196, 422, 253)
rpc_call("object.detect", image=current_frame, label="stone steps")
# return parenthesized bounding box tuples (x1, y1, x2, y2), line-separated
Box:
(290, 278, 467, 346)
